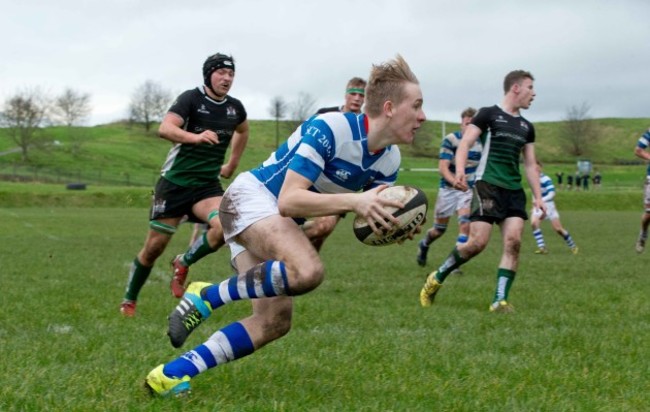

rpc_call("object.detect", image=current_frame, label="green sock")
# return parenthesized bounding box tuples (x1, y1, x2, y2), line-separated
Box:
(435, 248, 468, 283)
(182, 232, 217, 266)
(124, 258, 152, 301)
(492, 268, 516, 303)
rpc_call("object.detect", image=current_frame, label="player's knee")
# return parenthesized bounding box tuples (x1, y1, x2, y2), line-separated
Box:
(505, 238, 522, 255)
(306, 219, 336, 239)
(288, 259, 325, 294)
(464, 238, 486, 256)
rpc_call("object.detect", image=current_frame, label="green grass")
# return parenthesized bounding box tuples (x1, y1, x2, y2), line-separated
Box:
(1, 117, 649, 410)
(1, 206, 648, 411)
(0, 179, 643, 211)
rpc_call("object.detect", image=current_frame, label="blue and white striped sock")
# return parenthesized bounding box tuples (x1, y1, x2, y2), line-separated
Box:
(163, 322, 255, 378)
(204, 261, 290, 309)
(563, 232, 576, 248)
(533, 229, 546, 249)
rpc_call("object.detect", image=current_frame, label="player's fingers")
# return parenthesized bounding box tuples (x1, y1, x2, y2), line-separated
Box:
(204, 131, 220, 144)
(379, 207, 401, 227)
(367, 218, 384, 236)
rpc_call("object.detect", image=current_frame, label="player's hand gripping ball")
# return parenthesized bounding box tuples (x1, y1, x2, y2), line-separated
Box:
(353, 186, 428, 246)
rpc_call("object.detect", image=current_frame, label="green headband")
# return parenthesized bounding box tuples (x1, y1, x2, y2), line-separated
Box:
(346, 88, 365, 95)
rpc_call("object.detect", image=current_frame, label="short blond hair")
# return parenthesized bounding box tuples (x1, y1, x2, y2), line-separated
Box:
(364, 55, 419, 117)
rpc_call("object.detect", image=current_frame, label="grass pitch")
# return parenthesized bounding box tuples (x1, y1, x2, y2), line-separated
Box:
(1, 207, 648, 411)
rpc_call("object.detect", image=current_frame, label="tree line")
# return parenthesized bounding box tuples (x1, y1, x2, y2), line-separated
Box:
(0, 81, 323, 161)
(1, 80, 599, 162)
(0, 82, 170, 161)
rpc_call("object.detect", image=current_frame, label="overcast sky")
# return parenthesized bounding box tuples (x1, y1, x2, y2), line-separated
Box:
(2, 0, 649, 126)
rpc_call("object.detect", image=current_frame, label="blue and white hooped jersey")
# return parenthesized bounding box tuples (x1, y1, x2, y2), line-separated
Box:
(250, 112, 400, 197)
(438, 131, 483, 189)
(539, 172, 556, 202)
(638, 129, 650, 178)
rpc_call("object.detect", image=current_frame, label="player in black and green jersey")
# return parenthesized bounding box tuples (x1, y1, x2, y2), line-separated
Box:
(120, 53, 249, 317)
(419, 70, 545, 313)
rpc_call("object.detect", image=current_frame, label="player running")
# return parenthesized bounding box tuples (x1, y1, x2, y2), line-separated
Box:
(419, 70, 545, 313)
(416, 107, 482, 267)
(144, 55, 426, 397)
(120, 53, 249, 316)
(529, 161, 578, 254)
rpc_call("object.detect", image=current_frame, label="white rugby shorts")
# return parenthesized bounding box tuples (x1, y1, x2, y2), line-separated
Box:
(434, 187, 472, 219)
(220, 171, 279, 259)
(532, 200, 559, 221)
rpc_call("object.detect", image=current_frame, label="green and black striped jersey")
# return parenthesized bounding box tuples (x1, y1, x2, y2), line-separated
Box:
(473, 105, 535, 190)
(160, 87, 247, 187)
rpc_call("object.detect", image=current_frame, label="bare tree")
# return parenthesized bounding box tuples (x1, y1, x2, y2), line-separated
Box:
(0, 88, 51, 161)
(129, 80, 172, 132)
(269, 96, 288, 149)
(562, 102, 599, 157)
(290, 92, 317, 123)
(53, 88, 92, 126)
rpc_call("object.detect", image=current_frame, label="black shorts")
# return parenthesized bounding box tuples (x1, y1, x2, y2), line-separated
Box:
(150, 177, 224, 223)
(470, 180, 528, 224)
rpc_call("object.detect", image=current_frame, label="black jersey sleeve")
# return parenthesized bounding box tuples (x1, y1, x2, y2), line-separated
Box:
(525, 119, 536, 143)
(167, 89, 195, 124)
(470, 105, 494, 132)
(229, 96, 248, 125)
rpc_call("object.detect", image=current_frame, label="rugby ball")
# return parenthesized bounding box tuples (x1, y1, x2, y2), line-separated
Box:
(353, 185, 428, 246)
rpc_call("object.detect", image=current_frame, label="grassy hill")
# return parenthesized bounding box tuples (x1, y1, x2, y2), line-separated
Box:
(0, 117, 648, 211)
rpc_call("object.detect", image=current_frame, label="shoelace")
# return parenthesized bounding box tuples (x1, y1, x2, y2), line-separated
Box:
(182, 311, 203, 330)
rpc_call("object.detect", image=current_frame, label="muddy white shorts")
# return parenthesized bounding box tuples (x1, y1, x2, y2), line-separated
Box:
(434, 187, 472, 219)
(532, 200, 559, 221)
(219, 171, 279, 260)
